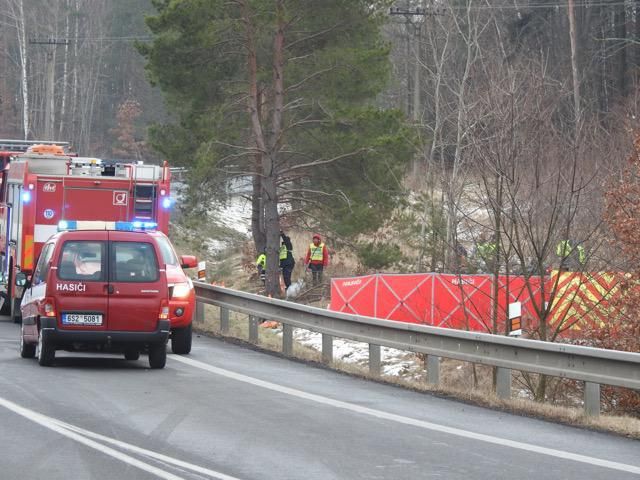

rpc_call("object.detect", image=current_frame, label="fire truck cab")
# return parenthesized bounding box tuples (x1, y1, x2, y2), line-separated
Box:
(0, 144, 172, 325)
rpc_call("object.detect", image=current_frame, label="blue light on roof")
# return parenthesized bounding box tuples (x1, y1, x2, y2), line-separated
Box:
(57, 220, 76, 231)
(162, 197, 172, 209)
(21, 191, 31, 203)
(56, 220, 157, 232)
(127, 220, 157, 231)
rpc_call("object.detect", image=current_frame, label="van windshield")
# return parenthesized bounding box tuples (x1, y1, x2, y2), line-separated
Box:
(58, 241, 105, 281)
(154, 235, 179, 266)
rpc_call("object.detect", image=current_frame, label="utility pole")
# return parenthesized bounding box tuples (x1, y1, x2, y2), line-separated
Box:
(389, 3, 440, 122)
(29, 37, 69, 140)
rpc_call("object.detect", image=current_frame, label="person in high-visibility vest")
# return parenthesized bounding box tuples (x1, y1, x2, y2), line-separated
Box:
(556, 240, 586, 271)
(305, 233, 329, 285)
(476, 239, 497, 273)
(279, 231, 295, 290)
(256, 250, 266, 283)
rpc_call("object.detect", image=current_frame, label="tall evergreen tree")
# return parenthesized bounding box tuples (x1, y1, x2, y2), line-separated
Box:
(140, 0, 415, 295)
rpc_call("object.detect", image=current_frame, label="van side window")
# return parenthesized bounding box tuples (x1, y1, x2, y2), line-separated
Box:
(32, 243, 55, 285)
(111, 242, 159, 283)
(58, 241, 105, 281)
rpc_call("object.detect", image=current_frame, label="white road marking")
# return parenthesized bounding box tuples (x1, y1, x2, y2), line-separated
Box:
(0, 396, 242, 480)
(172, 355, 640, 476)
(59, 422, 243, 480)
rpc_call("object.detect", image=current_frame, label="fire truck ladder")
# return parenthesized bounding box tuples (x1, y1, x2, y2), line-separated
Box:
(132, 180, 156, 220)
(0, 139, 70, 152)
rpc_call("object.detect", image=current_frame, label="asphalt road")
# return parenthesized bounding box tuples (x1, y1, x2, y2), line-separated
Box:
(0, 318, 638, 480)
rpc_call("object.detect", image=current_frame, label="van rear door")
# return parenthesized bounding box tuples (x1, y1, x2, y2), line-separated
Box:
(107, 233, 166, 332)
(54, 234, 108, 331)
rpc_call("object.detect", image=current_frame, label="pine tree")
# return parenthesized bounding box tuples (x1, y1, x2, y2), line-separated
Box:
(139, 0, 416, 296)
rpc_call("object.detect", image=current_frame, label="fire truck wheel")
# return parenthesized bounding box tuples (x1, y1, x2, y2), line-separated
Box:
(37, 332, 55, 367)
(171, 324, 192, 355)
(0, 292, 10, 316)
(11, 298, 22, 324)
(124, 348, 140, 361)
(20, 332, 36, 358)
(148, 343, 166, 369)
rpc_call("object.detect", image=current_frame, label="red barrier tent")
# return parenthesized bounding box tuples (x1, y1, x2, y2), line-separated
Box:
(330, 273, 545, 333)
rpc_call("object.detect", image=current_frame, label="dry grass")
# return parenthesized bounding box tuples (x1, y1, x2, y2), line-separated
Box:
(194, 306, 640, 440)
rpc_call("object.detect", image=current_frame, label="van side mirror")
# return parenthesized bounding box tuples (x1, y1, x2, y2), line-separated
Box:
(15, 272, 29, 287)
(180, 255, 198, 269)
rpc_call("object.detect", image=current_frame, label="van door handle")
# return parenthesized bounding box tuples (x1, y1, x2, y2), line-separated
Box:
(106, 284, 114, 294)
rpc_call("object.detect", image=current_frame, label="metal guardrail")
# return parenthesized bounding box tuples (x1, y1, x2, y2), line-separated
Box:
(194, 282, 640, 416)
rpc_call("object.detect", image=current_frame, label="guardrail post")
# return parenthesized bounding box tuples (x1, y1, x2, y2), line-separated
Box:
(249, 316, 259, 343)
(220, 307, 229, 334)
(195, 300, 205, 324)
(496, 367, 512, 399)
(322, 334, 333, 365)
(369, 344, 381, 377)
(584, 382, 601, 417)
(427, 355, 440, 385)
(282, 323, 293, 356)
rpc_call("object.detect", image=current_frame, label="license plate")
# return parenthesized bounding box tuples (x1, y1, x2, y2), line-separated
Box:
(61, 313, 103, 325)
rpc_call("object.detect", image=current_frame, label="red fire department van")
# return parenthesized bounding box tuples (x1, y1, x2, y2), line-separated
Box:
(18, 227, 174, 368)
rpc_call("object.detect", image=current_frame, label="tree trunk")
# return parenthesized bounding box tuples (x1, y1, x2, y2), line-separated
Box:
(16, 0, 29, 138)
(567, 0, 581, 130)
(614, 1, 627, 97)
(58, 2, 70, 137)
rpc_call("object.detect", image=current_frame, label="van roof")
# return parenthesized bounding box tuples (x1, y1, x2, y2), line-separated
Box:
(51, 229, 165, 242)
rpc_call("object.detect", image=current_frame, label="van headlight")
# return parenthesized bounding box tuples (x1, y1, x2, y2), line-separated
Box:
(171, 282, 192, 299)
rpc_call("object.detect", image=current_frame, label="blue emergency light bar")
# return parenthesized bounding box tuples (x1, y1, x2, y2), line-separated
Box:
(57, 220, 157, 232)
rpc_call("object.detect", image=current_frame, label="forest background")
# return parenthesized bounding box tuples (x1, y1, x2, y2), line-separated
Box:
(1, 0, 640, 411)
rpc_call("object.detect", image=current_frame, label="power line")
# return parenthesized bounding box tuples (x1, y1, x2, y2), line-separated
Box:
(444, 1, 630, 10)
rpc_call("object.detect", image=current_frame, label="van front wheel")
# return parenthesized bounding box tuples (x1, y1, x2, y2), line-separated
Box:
(148, 343, 166, 369)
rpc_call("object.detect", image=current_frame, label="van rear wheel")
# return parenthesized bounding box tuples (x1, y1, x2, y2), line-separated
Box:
(171, 324, 192, 355)
(37, 333, 55, 366)
(148, 343, 166, 369)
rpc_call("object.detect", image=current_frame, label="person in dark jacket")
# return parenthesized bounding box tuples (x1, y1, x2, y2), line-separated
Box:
(279, 231, 295, 290)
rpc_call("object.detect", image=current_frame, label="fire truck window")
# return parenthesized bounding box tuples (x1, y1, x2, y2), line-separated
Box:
(155, 236, 178, 266)
(58, 241, 105, 281)
(111, 242, 159, 283)
(32, 243, 55, 285)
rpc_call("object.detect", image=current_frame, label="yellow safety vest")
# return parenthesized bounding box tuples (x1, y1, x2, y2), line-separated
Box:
(309, 243, 324, 262)
(279, 245, 288, 260)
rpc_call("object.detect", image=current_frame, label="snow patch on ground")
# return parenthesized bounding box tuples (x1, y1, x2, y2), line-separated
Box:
(212, 197, 252, 236)
(288, 327, 422, 379)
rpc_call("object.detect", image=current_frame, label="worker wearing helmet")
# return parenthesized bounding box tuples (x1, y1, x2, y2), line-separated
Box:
(305, 233, 329, 286)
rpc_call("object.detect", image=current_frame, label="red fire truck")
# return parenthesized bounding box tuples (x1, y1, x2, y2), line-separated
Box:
(0, 143, 172, 322)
